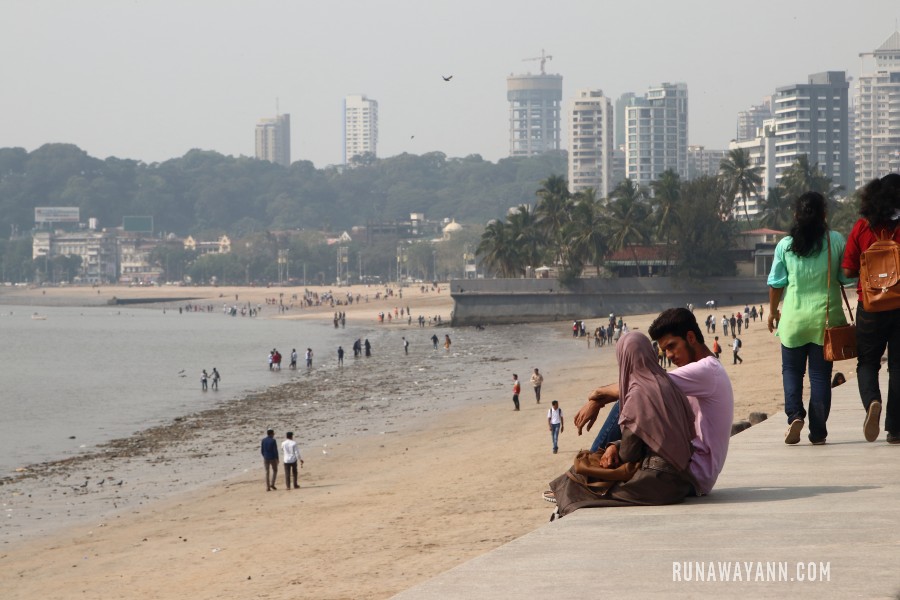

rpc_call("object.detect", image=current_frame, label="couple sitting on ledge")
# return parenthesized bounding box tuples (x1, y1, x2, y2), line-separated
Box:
(546, 308, 734, 517)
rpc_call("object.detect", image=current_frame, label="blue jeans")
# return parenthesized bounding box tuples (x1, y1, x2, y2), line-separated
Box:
(782, 343, 833, 442)
(550, 423, 561, 451)
(856, 305, 900, 434)
(589, 401, 622, 453)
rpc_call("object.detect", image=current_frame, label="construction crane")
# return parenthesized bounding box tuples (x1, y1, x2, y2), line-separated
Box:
(523, 49, 553, 74)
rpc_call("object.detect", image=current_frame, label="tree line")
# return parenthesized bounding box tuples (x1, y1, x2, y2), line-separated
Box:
(0, 144, 561, 283)
(475, 150, 860, 283)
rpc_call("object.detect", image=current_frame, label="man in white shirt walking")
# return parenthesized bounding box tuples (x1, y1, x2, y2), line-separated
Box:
(282, 432, 303, 490)
(548, 400, 564, 454)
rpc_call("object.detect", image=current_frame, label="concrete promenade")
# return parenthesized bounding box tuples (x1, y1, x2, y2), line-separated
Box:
(393, 380, 900, 599)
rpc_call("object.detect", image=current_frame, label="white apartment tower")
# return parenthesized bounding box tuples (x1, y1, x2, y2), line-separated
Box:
(507, 73, 563, 157)
(624, 83, 689, 186)
(773, 72, 850, 190)
(728, 118, 778, 219)
(344, 95, 379, 164)
(856, 31, 900, 188)
(567, 89, 613, 197)
(255, 114, 291, 167)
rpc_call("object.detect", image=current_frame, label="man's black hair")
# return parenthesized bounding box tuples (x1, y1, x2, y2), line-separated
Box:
(648, 308, 704, 344)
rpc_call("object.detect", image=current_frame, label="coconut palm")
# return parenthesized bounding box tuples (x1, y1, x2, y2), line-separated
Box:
(534, 174, 574, 267)
(779, 155, 842, 201)
(719, 148, 762, 226)
(757, 187, 793, 231)
(476, 219, 519, 278)
(607, 179, 650, 276)
(507, 204, 544, 275)
(566, 188, 608, 277)
(650, 169, 681, 269)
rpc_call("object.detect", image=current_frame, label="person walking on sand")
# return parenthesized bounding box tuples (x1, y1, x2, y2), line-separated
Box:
(211, 368, 220, 390)
(722, 315, 729, 337)
(444, 334, 451, 352)
(431, 333, 439, 349)
(402, 336, 409, 355)
(548, 400, 564, 454)
(712, 336, 721, 360)
(531, 368, 544, 403)
(282, 431, 303, 490)
(201, 369, 208, 391)
(732, 336, 743, 364)
(261, 429, 279, 491)
(512, 373, 521, 411)
(337, 346, 344, 366)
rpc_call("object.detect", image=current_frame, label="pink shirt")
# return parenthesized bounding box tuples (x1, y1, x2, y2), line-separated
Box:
(667, 356, 734, 495)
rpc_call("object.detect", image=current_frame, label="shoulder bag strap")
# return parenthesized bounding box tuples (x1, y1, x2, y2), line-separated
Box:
(826, 231, 855, 327)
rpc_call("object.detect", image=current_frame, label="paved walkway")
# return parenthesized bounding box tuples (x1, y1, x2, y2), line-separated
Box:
(393, 380, 900, 599)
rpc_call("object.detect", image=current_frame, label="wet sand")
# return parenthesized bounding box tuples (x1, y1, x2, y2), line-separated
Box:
(1, 285, 827, 600)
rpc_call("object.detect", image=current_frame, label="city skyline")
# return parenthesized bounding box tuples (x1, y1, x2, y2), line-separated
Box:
(2, 1, 899, 169)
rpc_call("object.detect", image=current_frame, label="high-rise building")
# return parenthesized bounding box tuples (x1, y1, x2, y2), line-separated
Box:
(614, 92, 635, 148)
(255, 114, 291, 167)
(728, 118, 778, 219)
(687, 145, 728, 180)
(624, 82, 689, 186)
(856, 31, 900, 188)
(566, 89, 614, 197)
(343, 94, 379, 164)
(507, 73, 563, 157)
(773, 72, 850, 190)
(736, 98, 773, 142)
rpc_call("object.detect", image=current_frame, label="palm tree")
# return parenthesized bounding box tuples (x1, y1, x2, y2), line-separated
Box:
(780, 155, 843, 201)
(650, 169, 681, 271)
(719, 148, 762, 226)
(476, 219, 519, 278)
(566, 188, 608, 276)
(507, 205, 544, 275)
(534, 174, 574, 267)
(757, 187, 793, 231)
(607, 179, 650, 276)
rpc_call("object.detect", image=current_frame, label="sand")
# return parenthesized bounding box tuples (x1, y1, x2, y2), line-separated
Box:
(0, 284, 837, 600)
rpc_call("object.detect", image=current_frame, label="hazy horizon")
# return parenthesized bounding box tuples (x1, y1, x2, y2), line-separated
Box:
(3, 0, 899, 168)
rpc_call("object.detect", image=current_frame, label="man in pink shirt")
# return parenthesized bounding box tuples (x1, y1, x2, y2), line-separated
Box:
(574, 308, 735, 496)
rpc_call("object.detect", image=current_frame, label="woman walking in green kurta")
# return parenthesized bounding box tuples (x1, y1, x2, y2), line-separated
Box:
(767, 192, 855, 445)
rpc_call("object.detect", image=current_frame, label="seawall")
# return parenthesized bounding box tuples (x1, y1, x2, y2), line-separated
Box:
(449, 277, 768, 326)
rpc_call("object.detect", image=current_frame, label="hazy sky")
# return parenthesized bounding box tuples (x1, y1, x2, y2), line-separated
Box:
(3, 0, 899, 168)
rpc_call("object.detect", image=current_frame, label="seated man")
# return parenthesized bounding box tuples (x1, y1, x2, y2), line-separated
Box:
(548, 332, 697, 516)
(574, 307, 734, 497)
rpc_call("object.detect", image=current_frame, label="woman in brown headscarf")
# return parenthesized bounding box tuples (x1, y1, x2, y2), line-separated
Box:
(548, 332, 697, 516)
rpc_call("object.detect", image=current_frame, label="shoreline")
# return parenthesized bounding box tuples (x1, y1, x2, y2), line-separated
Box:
(2, 285, 803, 599)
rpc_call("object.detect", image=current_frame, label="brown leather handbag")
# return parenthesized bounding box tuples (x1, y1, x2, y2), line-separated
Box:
(572, 449, 639, 483)
(824, 233, 857, 362)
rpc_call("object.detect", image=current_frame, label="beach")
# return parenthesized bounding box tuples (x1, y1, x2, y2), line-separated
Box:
(1, 284, 828, 599)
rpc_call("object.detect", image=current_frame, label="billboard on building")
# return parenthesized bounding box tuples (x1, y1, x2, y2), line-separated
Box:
(35, 207, 80, 224)
(123, 216, 154, 233)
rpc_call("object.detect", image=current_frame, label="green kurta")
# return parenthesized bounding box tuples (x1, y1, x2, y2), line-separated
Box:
(767, 230, 853, 348)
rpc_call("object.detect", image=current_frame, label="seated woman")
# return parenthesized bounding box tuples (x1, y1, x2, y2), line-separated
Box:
(548, 332, 697, 517)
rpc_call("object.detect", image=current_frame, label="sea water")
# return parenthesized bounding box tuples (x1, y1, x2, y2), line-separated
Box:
(0, 305, 355, 474)
(0, 305, 588, 476)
